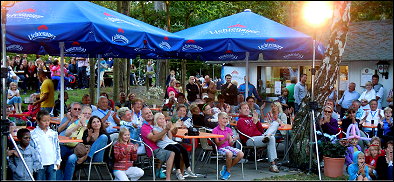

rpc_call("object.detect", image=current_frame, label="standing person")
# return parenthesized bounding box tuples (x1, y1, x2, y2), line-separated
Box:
(337, 82, 361, 118)
(130, 64, 137, 86)
(91, 96, 120, 134)
(33, 70, 55, 114)
(26, 61, 38, 92)
(372, 74, 385, 109)
(140, 107, 176, 180)
(77, 57, 88, 89)
(98, 58, 108, 88)
(106, 58, 114, 69)
(221, 74, 238, 106)
(166, 70, 176, 87)
(186, 76, 200, 103)
(294, 74, 308, 113)
(358, 81, 376, 110)
(212, 112, 244, 180)
(30, 110, 61, 180)
(201, 75, 217, 101)
(8, 128, 41, 180)
(236, 102, 280, 173)
(18, 58, 28, 94)
(238, 76, 262, 102)
(113, 127, 144, 181)
(145, 60, 154, 87)
(7, 82, 23, 113)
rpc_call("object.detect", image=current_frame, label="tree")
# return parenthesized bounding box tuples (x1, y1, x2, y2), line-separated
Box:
(288, 1, 352, 171)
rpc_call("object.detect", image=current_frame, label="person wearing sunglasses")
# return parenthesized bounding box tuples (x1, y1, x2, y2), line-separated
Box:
(318, 105, 339, 135)
(58, 102, 82, 136)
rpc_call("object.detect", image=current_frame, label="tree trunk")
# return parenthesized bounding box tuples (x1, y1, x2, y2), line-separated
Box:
(89, 58, 96, 105)
(289, 1, 351, 170)
(114, 1, 130, 102)
(165, 1, 171, 32)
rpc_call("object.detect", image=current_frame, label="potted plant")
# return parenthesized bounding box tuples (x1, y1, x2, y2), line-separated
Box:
(318, 139, 347, 178)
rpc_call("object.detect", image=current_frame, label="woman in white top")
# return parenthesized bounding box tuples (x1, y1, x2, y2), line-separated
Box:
(358, 81, 376, 110)
(7, 82, 22, 113)
(266, 101, 287, 135)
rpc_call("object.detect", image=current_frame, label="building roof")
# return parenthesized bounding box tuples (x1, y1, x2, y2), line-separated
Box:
(342, 20, 393, 61)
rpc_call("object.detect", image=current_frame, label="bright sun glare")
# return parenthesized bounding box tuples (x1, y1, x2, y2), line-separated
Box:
(303, 1, 333, 27)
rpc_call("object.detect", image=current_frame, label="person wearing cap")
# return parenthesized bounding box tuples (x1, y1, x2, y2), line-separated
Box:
(174, 80, 183, 93)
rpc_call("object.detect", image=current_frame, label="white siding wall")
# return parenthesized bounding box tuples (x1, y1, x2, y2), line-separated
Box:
(346, 60, 393, 108)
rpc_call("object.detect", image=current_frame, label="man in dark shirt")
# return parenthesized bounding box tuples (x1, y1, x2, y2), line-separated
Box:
(186, 76, 200, 103)
(221, 74, 238, 105)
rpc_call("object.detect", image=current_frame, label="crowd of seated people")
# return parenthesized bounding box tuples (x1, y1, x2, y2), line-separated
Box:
(5, 71, 393, 181)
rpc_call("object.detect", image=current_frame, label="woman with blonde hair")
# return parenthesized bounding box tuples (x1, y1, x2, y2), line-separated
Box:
(152, 113, 196, 180)
(359, 81, 376, 110)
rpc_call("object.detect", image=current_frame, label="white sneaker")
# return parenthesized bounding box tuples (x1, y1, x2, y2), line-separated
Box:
(184, 169, 197, 177)
(176, 172, 185, 180)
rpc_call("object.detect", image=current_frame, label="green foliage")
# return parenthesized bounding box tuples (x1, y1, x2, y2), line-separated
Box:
(318, 140, 347, 158)
(350, 1, 393, 21)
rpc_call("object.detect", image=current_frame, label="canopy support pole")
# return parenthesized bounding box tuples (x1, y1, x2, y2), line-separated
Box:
(59, 42, 65, 120)
(245, 52, 249, 101)
(1, 6, 9, 180)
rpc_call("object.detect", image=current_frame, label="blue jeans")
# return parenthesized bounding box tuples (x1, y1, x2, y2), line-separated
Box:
(41, 107, 53, 115)
(7, 96, 22, 105)
(63, 135, 108, 180)
(59, 145, 75, 180)
(36, 164, 57, 180)
(52, 76, 70, 90)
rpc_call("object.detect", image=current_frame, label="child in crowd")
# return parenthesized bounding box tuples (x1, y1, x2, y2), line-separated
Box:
(113, 127, 144, 181)
(212, 112, 244, 180)
(365, 137, 386, 158)
(23, 93, 41, 119)
(348, 151, 371, 181)
(346, 138, 362, 167)
(365, 145, 380, 179)
(7, 82, 22, 113)
(152, 113, 196, 180)
(8, 128, 41, 180)
(30, 110, 61, 180)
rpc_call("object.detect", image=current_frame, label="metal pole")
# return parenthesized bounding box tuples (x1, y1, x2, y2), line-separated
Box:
(245, 52, 249, 101)
(309, 32, 321, 180)
(1, 7, 9, 180)
(59, 42, 65, 120)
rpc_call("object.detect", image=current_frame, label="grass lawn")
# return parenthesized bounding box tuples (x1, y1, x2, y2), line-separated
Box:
(257, 172, 348, 181)
(19, 86, 163, 111)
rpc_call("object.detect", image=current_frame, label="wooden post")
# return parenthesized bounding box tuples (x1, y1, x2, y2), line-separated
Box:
(89, 57, 96, 105)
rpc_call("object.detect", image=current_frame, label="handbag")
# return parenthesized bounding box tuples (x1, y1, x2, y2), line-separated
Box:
(74, 143, 91, 164)
(187, 127, 200, 136)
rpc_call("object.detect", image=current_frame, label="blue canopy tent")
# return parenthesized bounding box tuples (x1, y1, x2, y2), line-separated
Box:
(174, 9, 325, 99)
(4, 1, 185, 128)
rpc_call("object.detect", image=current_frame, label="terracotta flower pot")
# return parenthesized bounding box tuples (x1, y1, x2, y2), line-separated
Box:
(323, 156, 345, 178)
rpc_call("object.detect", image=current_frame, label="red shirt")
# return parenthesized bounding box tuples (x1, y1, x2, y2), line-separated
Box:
(236, 114, 265, 144)
(113, 141, 138, 171)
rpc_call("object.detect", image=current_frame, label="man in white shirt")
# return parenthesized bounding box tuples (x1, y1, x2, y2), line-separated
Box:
(372, 74, 385, 109)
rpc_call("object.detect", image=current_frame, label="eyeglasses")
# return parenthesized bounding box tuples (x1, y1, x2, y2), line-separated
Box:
(324, 110, 332, 113)
(73, 108, 82, 111)
(22, 137, 31, 139)
(82, 112, 91, 115)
